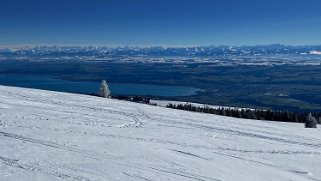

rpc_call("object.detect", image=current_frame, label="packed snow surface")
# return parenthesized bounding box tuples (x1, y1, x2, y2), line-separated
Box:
(0, 85, 320, 181)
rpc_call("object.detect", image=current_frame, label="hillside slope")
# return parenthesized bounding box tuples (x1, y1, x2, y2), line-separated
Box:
(0, 85, 320, 181)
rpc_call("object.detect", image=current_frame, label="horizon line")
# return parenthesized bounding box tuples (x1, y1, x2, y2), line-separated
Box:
(1, 43, 321, 49)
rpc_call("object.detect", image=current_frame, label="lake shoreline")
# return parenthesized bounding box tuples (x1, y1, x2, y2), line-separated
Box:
(0, 73, 202, 97)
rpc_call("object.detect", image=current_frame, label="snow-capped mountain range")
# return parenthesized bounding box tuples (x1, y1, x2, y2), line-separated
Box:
(1, 44, 321, 57)
(1, 44, 321, 66)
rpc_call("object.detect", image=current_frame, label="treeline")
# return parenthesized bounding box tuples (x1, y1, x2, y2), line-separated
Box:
(89, 93, 152, 104)
(166, 103, 321, 124)
(112, 95, 151, 104)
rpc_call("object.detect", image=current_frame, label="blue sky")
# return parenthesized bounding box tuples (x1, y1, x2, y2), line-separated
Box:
(1, 0, 321, 46)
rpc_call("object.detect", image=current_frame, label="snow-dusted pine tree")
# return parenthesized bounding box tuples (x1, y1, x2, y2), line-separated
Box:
(305, 113, 317, 128)
(98, 80, 111, 98)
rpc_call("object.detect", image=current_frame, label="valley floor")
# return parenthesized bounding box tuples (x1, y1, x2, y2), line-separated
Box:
(0, 85, 320, 181)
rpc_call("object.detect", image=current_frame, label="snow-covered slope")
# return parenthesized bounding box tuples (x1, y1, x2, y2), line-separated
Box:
(0, 85, 320, 181)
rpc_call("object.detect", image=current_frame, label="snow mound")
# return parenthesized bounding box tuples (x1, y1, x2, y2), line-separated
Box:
(0, 85, 320, 181)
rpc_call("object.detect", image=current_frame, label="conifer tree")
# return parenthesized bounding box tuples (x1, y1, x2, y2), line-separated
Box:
(98, 79, 111, 98)
(305, 113, 317, 128)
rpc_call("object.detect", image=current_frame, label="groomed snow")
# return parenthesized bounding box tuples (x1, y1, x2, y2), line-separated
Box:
(0, 85, 320, 181)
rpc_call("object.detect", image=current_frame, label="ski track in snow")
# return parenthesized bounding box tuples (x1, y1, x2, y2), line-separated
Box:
(0, 85, 321, 181)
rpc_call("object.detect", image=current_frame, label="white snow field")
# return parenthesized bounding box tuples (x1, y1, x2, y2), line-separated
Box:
(0, 85, 320, 181)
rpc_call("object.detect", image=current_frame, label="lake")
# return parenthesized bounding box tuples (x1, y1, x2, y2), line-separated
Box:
(0, 74, 202, 97)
